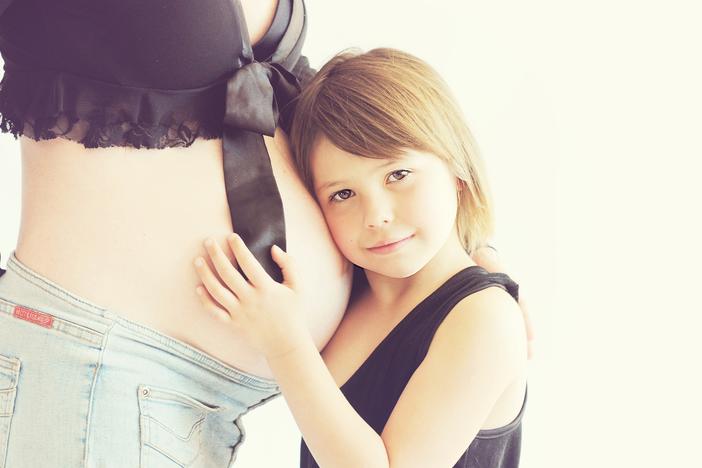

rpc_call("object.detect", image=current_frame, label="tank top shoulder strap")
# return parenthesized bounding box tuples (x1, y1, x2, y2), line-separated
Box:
(444, 266, 519, 305)
(406, 266, 520, 362)
(416, 266, 519, 322)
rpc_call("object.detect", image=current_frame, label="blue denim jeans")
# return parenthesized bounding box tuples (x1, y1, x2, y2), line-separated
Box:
(0, 252, 280, 467)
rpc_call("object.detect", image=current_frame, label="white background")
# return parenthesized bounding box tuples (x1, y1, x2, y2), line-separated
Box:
(2, 1, 702, 467)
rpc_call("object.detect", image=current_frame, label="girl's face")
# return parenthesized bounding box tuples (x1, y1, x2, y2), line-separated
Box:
(310, 136, 462, 279)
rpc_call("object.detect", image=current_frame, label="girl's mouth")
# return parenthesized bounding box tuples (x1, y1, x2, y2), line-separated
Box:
(367, 234, 414, 254)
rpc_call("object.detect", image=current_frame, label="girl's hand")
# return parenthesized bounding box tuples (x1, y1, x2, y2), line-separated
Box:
(193, 233, 310, 360)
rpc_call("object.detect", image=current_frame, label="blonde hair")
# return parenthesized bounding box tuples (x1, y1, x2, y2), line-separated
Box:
(289, 48, 493, 254)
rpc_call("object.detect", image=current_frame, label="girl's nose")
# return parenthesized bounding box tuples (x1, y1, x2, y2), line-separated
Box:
(367, 217, 391, 228)
(364, 201, 394, 229)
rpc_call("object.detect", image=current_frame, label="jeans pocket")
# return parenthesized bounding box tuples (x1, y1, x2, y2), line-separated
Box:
(137, 384, 220, 467)
(0, 354, 20, 468)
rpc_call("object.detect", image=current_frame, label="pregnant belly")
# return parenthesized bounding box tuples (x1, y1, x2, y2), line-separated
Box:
(15, 133, 352, 379)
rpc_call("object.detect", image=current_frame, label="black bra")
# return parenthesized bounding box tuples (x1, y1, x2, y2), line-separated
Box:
(0, 0, 313, 281)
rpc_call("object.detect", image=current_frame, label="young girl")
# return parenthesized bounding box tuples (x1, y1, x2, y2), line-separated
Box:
(193, 48, 528, 468)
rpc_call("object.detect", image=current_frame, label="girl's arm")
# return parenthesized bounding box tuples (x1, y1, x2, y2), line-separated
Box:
(380, 287, 526, 466)
(266, 329, 391, 468)
(471, 245, 535, 359)
(194, 234, 526, 468)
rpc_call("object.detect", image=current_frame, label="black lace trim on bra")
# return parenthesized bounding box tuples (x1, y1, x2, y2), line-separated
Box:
(0, 64, 228, 149)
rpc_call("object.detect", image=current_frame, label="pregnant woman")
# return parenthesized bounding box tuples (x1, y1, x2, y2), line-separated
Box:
(0, 1, 530, 467)
(0, 1, 351, 466)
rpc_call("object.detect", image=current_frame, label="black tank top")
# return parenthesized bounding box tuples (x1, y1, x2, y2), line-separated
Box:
(300, 266, 527, 468)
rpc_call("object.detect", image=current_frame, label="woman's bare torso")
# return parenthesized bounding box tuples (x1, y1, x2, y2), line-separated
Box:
(13, 0, 352, 380)
(16, 131, 351, 379)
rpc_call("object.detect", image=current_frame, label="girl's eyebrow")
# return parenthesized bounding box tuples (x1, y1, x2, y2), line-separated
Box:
(315, 158, 403, 192)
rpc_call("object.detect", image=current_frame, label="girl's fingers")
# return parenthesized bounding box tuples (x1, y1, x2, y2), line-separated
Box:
(196, 285, 233, 323)
(204, 238, 250, 296)
(227, 233, 271, 288)
(194, 256, 240, 311)
(271, 245, 297, 289)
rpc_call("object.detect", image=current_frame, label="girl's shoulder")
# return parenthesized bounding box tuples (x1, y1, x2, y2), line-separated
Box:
(430, 284, 527, 375)
(444, 285, 524, 342)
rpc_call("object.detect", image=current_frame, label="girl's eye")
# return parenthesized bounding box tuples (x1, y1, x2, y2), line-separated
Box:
(330, 189, 354, 202)
(387, 169, 411, 183)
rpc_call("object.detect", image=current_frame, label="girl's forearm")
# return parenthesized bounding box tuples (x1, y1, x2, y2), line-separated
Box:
(266, 335, 390, 468)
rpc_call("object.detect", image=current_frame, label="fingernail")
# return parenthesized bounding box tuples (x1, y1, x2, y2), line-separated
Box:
(194, 257, 204, 267)
(204, 238, 213, 247)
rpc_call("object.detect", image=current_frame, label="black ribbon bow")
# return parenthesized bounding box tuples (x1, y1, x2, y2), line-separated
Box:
(221, 61, 302, 283)
(225, 62, 301, 136)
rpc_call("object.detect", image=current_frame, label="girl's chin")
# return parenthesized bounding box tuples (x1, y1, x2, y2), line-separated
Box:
(359, 261, 426, 280)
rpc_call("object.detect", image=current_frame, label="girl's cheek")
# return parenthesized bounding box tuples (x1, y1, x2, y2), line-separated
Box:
(323, 211, 345, 241)
(407, 183, 437, 217)
(325, 212, 358, 257)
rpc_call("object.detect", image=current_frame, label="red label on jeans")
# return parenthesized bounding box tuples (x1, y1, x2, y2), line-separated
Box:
(13, 306, 54, 328)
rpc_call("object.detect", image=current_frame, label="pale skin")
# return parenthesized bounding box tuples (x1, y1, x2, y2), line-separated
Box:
(194, 137, 529, 467)
(240, 0, 279, 46)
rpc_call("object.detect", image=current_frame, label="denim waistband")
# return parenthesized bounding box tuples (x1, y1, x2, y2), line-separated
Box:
(0, 251, 279, 392)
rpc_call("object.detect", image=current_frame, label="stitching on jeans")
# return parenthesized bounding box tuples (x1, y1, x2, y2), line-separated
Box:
(142, 415, 206, 442)
(83, 321, 114, 466)
(113, 319, 279, 391)
(8, 256, 108, 316)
